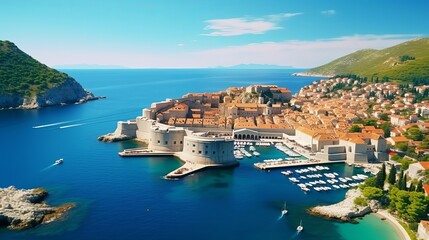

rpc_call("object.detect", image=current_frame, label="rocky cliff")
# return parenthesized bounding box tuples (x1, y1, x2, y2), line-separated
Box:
(0, 40, 101, 109)
(0, 186, 75, 230)
(309, 189, 379, 222)
(0, 78, 99, 109)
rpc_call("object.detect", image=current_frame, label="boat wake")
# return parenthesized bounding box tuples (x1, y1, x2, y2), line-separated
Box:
(277, 213, 286, 221)
(33, 108, 137, 130)
(33, 121, 71, 129)
(289, 232, 300, 239)
(59, 123, 86, 129)
(40, 164, 57, 171)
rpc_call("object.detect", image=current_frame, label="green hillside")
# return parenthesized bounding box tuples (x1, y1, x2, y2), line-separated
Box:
(305, 38, 429, 83)
(0, 40, 69, 96)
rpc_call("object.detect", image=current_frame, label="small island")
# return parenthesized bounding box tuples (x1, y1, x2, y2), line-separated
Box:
(0, 186, 75, 230)
(0, 40, 101, 109)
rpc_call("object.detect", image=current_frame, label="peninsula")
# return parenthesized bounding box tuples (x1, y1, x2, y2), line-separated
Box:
(0, 40, 100, 109)
(0, 186, 75, 230)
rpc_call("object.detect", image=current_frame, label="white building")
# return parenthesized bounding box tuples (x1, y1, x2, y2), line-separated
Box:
(418, 220, 429, 240)
(407, 162, 429, 179)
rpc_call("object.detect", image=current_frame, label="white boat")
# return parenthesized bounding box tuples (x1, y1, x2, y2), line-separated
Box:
(281, 171, 292, 176)
(253, 151, 260, 156)
(249, 146, 256, 152)
(54, 158, 64, 165)
(297, 219, 303, 232)
(281, 202, 288, 215)
(289, 177, 299, 183)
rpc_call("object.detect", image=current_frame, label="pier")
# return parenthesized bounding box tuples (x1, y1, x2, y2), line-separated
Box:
(118, 148, 175, 157)
(254, 159, 346, 170)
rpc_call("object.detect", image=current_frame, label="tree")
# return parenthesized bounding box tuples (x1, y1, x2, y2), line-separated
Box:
(388, 165, 397, 185)
(349, 125, 362, 133)
(396, 142, 409, 152)
(380, 122, 391, 138)
(375, 163, 386, 189)
(416, 180, 423, 192)
(363, 118, 377, 127)
(363, 177, 377, 187)
(379, 113, 390, 121)
(389, 187, 429, 223)
(405, 127, 424, 141)
(362, 186, 384, 200)
(397, 170, 404, 189)
(401, 174, 408, 191)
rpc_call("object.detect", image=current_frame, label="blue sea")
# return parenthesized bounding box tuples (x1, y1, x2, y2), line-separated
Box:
(0, 69, 401, 240)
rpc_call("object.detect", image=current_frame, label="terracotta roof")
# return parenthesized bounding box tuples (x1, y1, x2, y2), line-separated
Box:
(421, 220, 429, 231)
(420, 162, 429, 170)
(390, 136, 409, 143)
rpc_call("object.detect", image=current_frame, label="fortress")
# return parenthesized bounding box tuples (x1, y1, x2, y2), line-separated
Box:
(103, 84, 292, 177)
(102, 83, 389, 177)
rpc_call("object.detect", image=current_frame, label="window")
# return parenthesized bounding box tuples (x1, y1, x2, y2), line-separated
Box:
(180, 141, 183, 144)
(198, 151, 202, 154)
(193, 144, 195, 147)
(213, 151, 216, 154)
(205, 145, 208, 148)
(165, 141, 168, 145)
(174, 141, 176, 144)
(157, 140, 160, 143)
(205, 151, 208, 154)
(192, 150, 195, 153)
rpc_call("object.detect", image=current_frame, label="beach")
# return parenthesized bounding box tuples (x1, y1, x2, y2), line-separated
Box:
(374, 210, 411, 240)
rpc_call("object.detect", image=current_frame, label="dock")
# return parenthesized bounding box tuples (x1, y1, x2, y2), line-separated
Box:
(118, 148, 175, 157)
(254, 159, 346, 170)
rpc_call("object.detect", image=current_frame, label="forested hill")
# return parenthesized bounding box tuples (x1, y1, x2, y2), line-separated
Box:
(0, 40, 69, 96)
(303, 38, 429, 84)
(0, 40, 97, 109)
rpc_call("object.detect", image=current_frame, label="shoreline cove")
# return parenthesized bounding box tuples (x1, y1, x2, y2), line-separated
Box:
(373, 211, 411, 240)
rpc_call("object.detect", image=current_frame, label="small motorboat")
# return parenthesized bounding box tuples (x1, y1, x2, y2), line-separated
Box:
(54, 158, 64, 165)
(297, 219, 303, 232)
(281, 202, 288, 215)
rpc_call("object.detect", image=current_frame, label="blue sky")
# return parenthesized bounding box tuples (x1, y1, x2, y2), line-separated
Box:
(1, 0, 428, 68)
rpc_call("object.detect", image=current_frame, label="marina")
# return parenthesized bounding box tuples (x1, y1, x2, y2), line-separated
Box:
(281, 165, 369, 193)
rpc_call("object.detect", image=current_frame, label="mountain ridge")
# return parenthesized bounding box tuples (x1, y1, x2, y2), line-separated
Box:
(303, 38, 429, 83)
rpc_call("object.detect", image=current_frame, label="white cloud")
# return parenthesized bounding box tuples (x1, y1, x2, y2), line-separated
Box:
(36, 34, 421, 69)
(177, 43, 185, 47)
(321, 10, 336, 15)
(266, 12, 303, 21)
(202, 12, 302, 37)
(191, 34, 421, 68)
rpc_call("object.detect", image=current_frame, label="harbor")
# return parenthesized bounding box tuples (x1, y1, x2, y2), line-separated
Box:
(280, 165, 369, 193)
(254, 159, 346, 170)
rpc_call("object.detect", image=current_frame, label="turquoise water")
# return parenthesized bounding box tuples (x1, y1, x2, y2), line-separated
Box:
(0, 69, 401, 239)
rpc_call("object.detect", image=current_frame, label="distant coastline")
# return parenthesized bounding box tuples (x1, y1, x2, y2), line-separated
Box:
(292, 72, 334, 78)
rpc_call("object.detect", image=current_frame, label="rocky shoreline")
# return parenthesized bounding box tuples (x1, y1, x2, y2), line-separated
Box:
(0, 186, 75, 230)
(0, 78, 104, 110)
(309, 189, 379, 223)
(97, 133, 134, 142)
